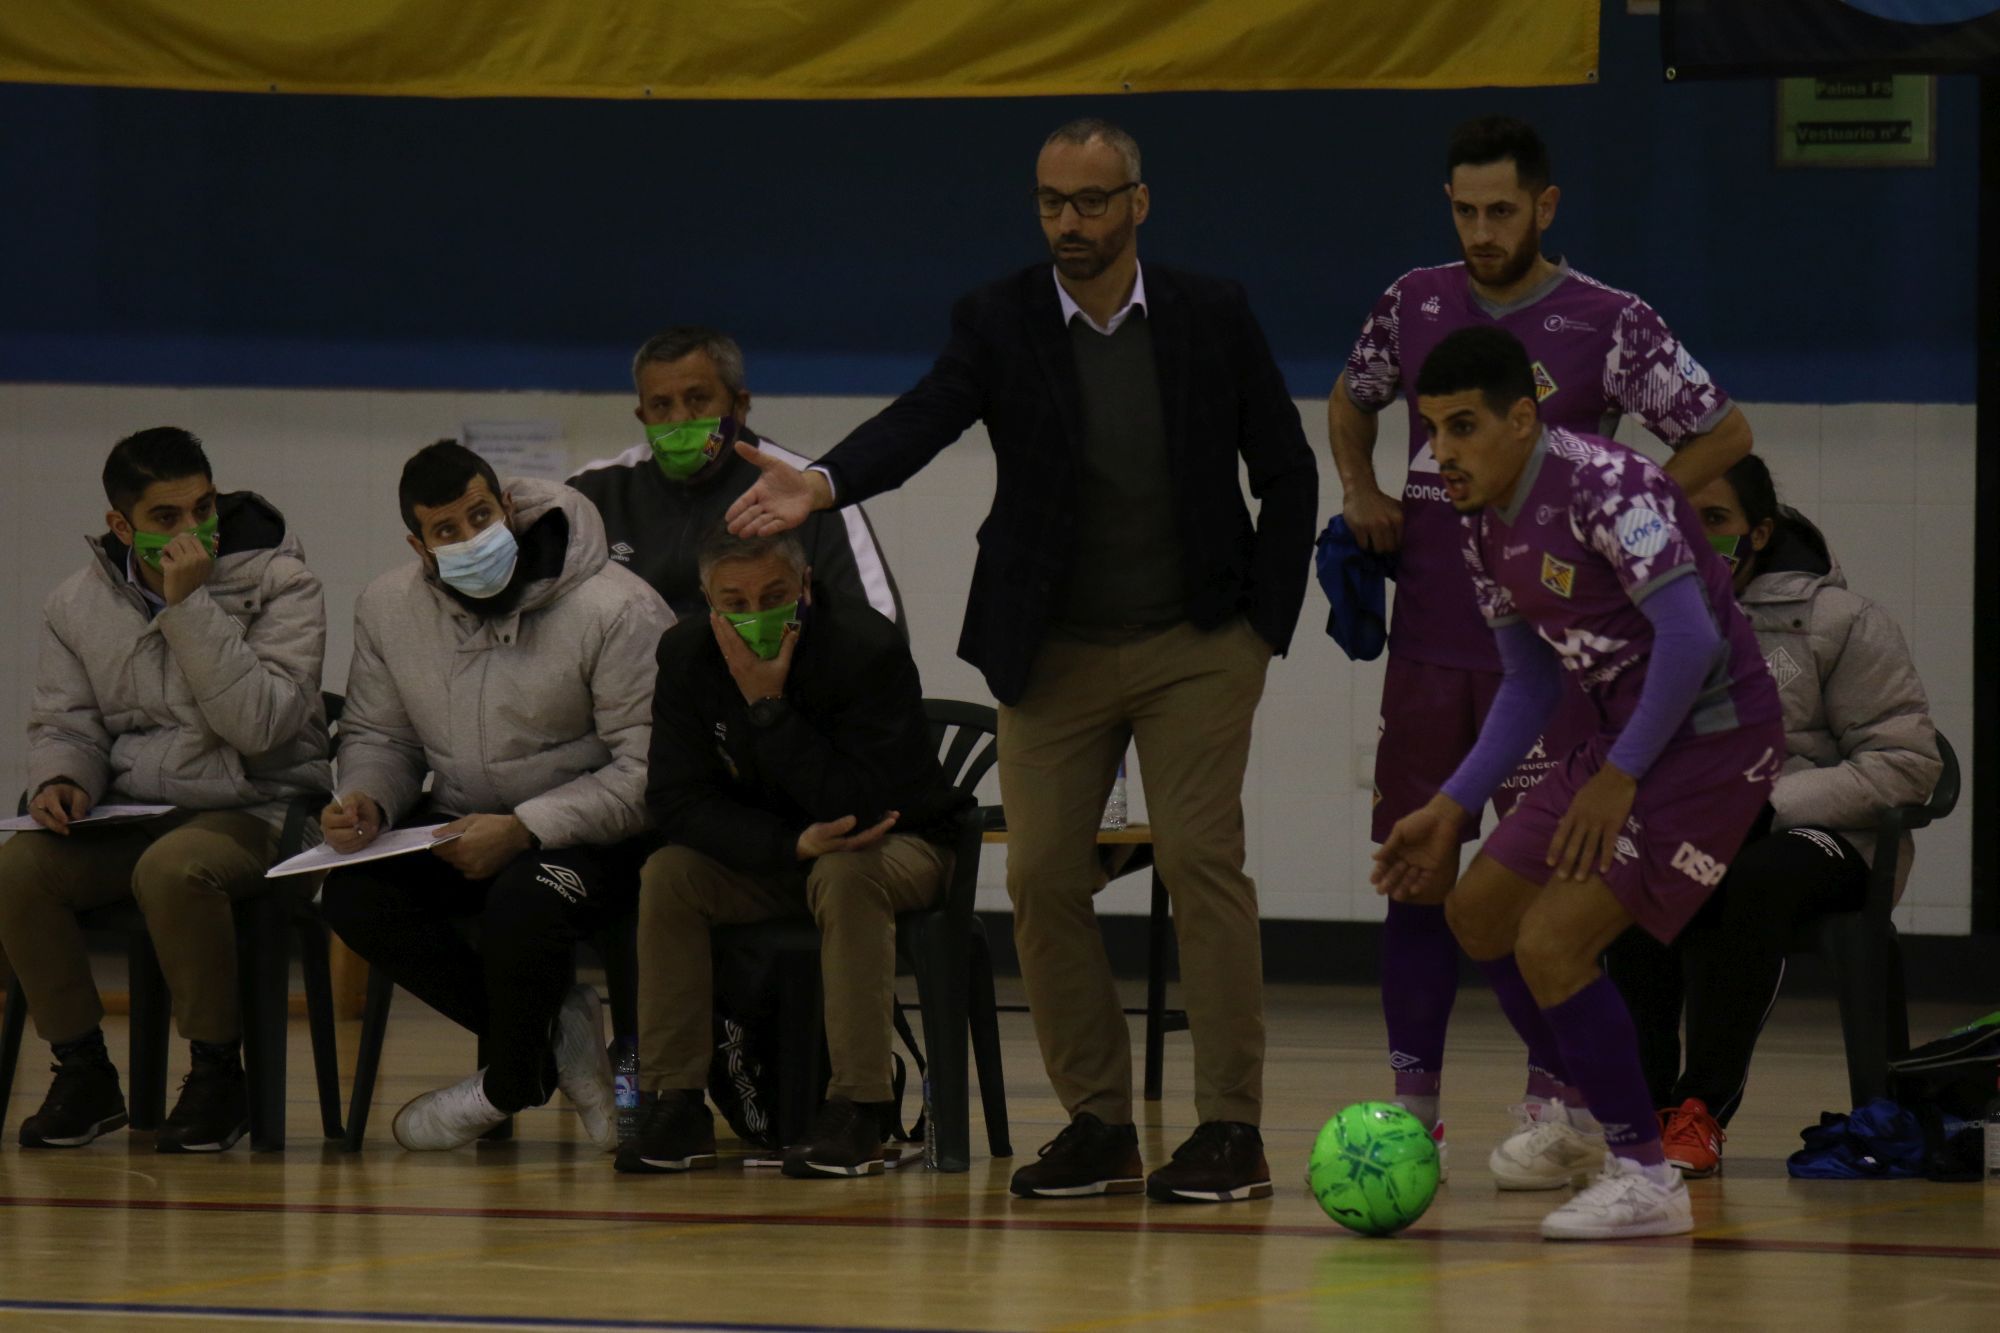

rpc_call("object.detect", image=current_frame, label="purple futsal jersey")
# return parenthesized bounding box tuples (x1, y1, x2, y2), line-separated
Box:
(1462, 427, 1779, 742)
(1343, 262, 1734, 672)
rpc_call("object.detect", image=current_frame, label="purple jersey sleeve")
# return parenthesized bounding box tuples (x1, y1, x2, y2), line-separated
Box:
(1342, 279, 1403, 412)
(1576, 461, 1699, 605)
(1441, 620, 1562, 814)
(1603, 299, 1733, 446)
(1461, 519, 1520, 626)
(1605, 575, 1725, 780)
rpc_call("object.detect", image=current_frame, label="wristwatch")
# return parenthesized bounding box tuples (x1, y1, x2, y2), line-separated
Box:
(747, 695, 790, 728)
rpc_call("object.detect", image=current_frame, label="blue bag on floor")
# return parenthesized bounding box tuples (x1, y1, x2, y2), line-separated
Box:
(1786, 1098, 1928, 1179)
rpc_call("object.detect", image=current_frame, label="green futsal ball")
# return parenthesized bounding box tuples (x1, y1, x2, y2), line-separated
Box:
(1307, 1101, 1440, 1236)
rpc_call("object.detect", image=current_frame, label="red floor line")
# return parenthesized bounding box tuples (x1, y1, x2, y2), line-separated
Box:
(2, 1193, 1994, 1261)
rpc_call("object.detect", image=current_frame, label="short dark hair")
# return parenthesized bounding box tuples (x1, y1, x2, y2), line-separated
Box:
(1446, 115, 1551, 194)
(695, 523, 807, 585)
(1414, 327, 1539, 419)
(399, 440, 502, 537)
(103, 427, 213, 513)
(1723, 453, 1779, 531)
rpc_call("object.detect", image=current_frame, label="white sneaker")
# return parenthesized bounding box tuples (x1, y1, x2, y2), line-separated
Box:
(1540, 1154, 1694, 1241)
(554, 984, 618, 1153)
(392, 1070, 507, 1151)
(1489, 1098, 1606, 1191)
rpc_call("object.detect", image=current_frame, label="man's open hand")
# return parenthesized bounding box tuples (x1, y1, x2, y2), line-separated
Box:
(796, 812, 899, 860)
(723, 442, 832, 537)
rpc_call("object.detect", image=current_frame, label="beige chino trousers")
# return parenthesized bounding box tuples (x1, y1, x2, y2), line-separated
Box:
(0, 810, 279, 1045)
(638, 834, 948, 1104)
(999, 616, 1272, 1128)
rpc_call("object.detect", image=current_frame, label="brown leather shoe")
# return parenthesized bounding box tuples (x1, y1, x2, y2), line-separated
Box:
(1146, 1121, 1273, 1203)
(1009, 1112, 1145, 1198)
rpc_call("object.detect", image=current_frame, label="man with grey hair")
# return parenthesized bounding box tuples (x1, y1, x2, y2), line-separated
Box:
(569, 326, 903, 629)
(724, 118, 1318, 1203)
(617, 523, 964, 1180)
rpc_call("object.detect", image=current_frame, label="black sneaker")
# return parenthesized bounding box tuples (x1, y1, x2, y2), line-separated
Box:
(613, 1092, 717, 1174)
(156, 1062, 250, 1154)
(781, 1097, 887, 1179)
(1145, 1120, 1272, 1203)
(19, 1058, 128, 1149)
(1009, 1112, 1144, 1198)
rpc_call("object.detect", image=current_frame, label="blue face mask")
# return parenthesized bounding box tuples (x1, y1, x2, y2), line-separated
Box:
(432, 519, 520, 599)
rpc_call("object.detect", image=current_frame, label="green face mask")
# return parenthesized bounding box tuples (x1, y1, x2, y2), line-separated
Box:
(647, 415, 735, 481)
(1707, 532, 1746, 569)
(131, 513, 219, 570)
(721, 601, 800, 661)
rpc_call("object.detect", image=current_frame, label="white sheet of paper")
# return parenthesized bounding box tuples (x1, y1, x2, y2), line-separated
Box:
(462, 419, 570, 482)
(0, 803, 176, 832)
(264, 823, 464, 878)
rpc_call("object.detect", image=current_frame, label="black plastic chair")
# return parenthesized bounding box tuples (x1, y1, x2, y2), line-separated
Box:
(1787, 732, 1960, 1108)
(716, 698, 1012, 1171)
(0, 691, 348, 1150)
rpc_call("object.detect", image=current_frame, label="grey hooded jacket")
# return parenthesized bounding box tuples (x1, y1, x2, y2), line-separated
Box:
(28, 491, 331, 824)
(337, 479, 673, 849)
(1741, 512, 1940, 897)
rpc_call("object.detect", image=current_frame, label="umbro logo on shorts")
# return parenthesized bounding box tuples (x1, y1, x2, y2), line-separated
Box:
(535, 863, 587, 904)
(1670, 842, 1728, 889)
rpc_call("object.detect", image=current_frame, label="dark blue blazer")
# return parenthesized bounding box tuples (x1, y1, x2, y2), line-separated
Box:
(817, 262, 1319, 705)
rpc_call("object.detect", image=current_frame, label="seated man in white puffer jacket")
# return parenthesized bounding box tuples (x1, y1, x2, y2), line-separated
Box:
(319, 441, 672, 1153)
(0, 426, 330, 1154)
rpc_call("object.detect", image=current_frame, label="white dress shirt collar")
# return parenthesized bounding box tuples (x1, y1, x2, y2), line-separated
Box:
(1054, 261, 1148, 337)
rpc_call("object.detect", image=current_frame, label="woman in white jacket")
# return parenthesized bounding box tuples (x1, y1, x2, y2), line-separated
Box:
(1604, 454, 1941, 1179)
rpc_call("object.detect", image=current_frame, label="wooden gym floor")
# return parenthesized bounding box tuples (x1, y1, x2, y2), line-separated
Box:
(1, 980, 1995, 1332)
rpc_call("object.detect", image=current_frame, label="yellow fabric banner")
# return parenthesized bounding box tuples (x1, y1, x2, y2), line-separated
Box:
(0, 2, 1599, 100)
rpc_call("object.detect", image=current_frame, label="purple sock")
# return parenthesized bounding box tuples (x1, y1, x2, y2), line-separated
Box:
(1540, 975, 1666, 1166)
(1382, 898, 1458, 1099)
(1525, 1065, 1584, 1105)
(1475, 955, 1572, 1090)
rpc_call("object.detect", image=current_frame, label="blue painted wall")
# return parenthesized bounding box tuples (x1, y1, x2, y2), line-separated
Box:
(0, 7, 1977, 401)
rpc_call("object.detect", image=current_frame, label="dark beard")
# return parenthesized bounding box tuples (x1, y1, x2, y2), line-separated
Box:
(1463, 225, 1542, 289)
(1049, 217, 1133, 281)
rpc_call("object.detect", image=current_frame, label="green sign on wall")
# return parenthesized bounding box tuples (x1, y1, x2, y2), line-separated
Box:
(1776, 75, 1935, 168)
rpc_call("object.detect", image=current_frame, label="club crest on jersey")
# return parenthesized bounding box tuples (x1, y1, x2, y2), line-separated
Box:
(1614, 505, 1671, 559)
(1540, 553, 1576, 599)
(1531, 360, 1559, 402)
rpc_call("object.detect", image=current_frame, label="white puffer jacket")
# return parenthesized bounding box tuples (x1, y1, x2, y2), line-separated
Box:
(336, 479, 673, 850)
(1740, 512, 1940, 900)
(27, 491, 331, 824)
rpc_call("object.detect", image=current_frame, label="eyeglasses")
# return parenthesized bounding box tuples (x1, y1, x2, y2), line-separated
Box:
(1033, 182, 1140, 219)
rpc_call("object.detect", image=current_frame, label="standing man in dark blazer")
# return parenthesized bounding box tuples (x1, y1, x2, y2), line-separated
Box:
(726, 119, 1318, 1204)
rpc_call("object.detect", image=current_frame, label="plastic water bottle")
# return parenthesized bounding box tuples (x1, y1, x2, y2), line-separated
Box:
(613, 1038, 641, 1144)
(1101, 760, 1128, 831)
(1984, 1076, 2000, 1183)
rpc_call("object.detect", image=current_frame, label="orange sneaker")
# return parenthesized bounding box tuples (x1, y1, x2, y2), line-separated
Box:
(1659, 1098, 1724, 1178)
